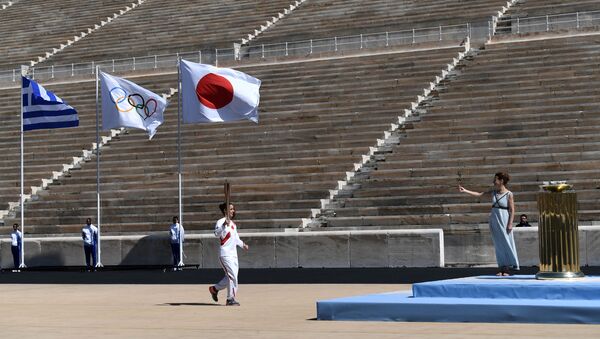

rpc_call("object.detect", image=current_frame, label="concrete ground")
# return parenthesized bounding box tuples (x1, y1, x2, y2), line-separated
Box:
(1, 283, 599, 338)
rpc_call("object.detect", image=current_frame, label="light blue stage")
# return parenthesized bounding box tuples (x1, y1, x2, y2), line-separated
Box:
(317, 275, 600, 323)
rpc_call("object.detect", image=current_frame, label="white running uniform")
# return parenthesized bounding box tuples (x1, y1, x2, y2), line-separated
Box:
(169, 223, 185, 244)
(214, 217, 245, 300)
(82, 224, 98, 245)
(11, 230, 22, 247)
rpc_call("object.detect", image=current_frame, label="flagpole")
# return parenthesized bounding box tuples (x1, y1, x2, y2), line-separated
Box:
(177, 58, 184, 267)
(19, 66, 27, 269)
(95, 66, 103, 268)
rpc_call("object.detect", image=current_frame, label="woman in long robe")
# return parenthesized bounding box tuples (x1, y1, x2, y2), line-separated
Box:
(459, 172, 519, 275)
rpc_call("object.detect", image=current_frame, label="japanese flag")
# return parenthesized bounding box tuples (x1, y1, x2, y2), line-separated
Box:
(180, 59, 261, 124)
(100, 71, 167, 139)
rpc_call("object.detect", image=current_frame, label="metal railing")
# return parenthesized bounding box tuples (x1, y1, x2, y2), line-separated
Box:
(496, 10, 600, 35)
(1, 9, 599, 86)
(0, 23, 473, 86)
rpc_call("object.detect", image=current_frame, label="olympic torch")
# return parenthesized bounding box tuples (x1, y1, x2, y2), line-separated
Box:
(224, 180, 231, 223)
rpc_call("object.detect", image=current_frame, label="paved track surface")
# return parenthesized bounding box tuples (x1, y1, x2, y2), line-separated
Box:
(1, 283, 599, 338)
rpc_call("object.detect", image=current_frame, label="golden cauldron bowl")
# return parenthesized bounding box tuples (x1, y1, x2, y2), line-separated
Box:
(541, 181, 573, 192)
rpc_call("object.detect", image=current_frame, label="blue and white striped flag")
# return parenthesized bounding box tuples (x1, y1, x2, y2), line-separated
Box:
(21, 77, 79, 131)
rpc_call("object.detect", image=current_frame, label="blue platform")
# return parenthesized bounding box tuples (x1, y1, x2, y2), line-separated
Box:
(317, 275, 600, 324)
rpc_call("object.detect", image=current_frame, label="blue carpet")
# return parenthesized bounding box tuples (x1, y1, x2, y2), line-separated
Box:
(413, 275, 600, 300)
(316, 275, 600, 323)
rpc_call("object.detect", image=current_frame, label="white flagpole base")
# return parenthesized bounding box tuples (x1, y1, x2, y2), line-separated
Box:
(18, 263, 27, 269)
(95, 262, 104, 268)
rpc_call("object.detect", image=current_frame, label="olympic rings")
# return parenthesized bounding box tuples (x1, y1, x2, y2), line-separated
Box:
(109, 87, 157, 120)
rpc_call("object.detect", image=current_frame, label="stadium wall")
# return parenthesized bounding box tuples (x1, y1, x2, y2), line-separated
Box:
(0, 229, 445, 268)
(1, 227, 599, 269)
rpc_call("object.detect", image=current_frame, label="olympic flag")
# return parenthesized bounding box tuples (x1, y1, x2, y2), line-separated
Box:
(179, 59, 261, 124)
(100, 71, 167, 139)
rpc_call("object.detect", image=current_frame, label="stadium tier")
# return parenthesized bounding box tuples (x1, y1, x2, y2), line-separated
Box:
(321, 35, 600, 230)
(506, 0, 600, 17)
(0, 0, 134, 69)
(494, 0, 600, 35)
(39, 0, 294, 66)
(1, 46, 463, 235)
(249, 0, 510, 44)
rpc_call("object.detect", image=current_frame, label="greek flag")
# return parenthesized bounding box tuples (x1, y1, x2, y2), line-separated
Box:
(22, 77, 79, 131)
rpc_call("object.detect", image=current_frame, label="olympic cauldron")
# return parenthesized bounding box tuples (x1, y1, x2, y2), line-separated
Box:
(536, 181, 584, 279)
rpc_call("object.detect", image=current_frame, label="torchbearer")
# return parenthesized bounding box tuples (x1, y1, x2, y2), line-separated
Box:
(178, 60, 259, 303)
(209, 182, 249, 306)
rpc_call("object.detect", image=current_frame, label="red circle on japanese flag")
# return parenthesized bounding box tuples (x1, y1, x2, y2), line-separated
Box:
(195, 73, 234, 109)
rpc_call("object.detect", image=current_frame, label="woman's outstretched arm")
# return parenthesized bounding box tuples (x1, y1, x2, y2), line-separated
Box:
(458, 185, 488, 197)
